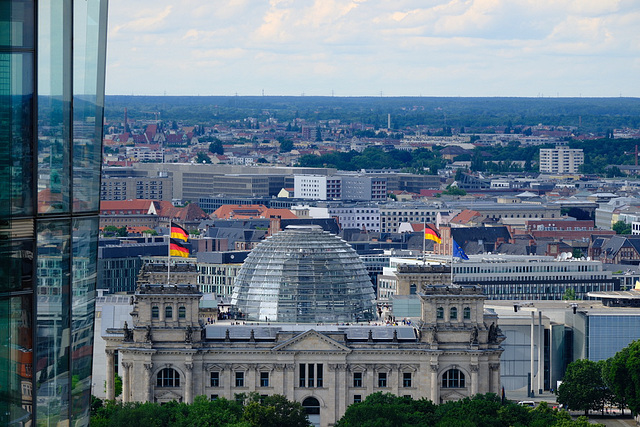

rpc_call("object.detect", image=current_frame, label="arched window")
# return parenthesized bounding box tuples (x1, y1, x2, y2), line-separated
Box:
(157, 368, 180, 387)
(436, 307, 444, 319)
(409, 284, 417, 295)
(152, 306, 159, 319)
(302, 396, 320, 427)
(450, 307, 457, 320)
(178, 306, 186, 318)
(442, 368, 465, 388)
(463, 307, 471, 320)
(165, 305, 173, 319)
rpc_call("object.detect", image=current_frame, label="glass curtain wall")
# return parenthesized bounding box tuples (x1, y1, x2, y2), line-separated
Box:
(0, 0, 107, 425)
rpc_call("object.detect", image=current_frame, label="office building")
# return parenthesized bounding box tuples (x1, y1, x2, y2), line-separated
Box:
(327, 204, 381, 232)
(100, 175, 173, 201)
(379, 203, 441, 233)
(379, 256, 618, 301)
(0, 1, 108, 424)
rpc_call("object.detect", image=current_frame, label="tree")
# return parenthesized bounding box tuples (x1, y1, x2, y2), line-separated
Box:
(279, 138, 294, 153)
(612, 220, 632, 235)
(103, 225, 128, 237)
(242, 394, 310, 427)
(441, 185, 467, 196)
(142, 229, 158, 236)
(602, 340, 640, 416)
(572, 248, 583, 259)
(557, 359, 609, 416)
(335, 392, 437, 427)
(195, 152, 211, 164)
(562, 288, 577, 300)
(209, 139, 224, 155)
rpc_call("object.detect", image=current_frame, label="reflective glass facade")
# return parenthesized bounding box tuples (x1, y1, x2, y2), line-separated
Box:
(0, 1, 107, 425)
(587, 314, 640, 361)
(232, 225, 376, 323)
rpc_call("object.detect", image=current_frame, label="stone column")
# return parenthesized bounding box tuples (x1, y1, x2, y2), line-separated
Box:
(489, 363, 501, 394)
(224, 364, 232, 399)
(185, 363, 193, 403)
(247, 364, 257, 392)
(274, 364, 285, 395)
(106, 350, 115, 400)
(284, 364, 295, 400)
(430, 364, 439, 404)
(470, 365, 479, 395)
(144, 363, 154, 402)
(122, 362, 132, 403)
(365, 364, 373, 397)
(391, 366, 399, 396)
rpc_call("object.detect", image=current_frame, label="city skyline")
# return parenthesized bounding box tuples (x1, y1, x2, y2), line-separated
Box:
(106, 0, 640, 97)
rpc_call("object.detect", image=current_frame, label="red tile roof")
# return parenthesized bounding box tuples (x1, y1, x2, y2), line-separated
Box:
(212, 204, 298, 220)
(100, 199, 156, 214)
(450, 210, 482, 225)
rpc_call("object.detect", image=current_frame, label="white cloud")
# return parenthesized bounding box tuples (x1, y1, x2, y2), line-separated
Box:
(105, 0, 640, 96)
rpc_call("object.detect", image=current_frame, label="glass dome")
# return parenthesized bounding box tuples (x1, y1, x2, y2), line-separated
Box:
(231, 225, 376, 323)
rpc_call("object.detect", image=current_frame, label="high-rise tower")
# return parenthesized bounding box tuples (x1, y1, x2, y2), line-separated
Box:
(0, 1, 108, 425)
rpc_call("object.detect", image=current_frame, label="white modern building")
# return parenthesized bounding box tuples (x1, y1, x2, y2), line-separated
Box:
(327, 204, 381, 231)
(379, 203, 442, 233)
(539, 146, 584, 174)
(379, 255, 617, 301)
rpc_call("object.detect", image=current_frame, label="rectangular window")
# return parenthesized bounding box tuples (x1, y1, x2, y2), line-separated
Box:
(299, 364, 306, 387)
(260, 372, 269, 387)
(353, 372, 363, 387)
(316, 364, 323, 387)
(378, 372, 387, 388)
(235, 371, 245, 387)
(210, 394, 218, 400)
(308, 363, 315, 388)
(403, 372, 412, 388)
(354, 395, 362, 403)
(210, 372, 220, 387)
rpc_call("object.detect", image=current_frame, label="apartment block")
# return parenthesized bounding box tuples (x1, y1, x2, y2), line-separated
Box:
(539, 146, 584, 174)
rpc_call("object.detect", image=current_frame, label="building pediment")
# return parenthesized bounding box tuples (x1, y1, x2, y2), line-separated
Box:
(272, 329, 351, 353)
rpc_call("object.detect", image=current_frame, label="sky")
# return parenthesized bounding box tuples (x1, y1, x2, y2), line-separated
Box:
(106, 0, 640, 97)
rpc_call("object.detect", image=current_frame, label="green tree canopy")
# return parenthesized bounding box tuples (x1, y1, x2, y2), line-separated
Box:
(612, 220, 631, 235)
(195, 152, 212, 164)
(557, 359, 609, 416)
(602, 340, 640, 416)
(209, 139, 224, 155)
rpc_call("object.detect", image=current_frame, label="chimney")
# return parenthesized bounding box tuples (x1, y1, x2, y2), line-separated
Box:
(268, 215, 281, 237)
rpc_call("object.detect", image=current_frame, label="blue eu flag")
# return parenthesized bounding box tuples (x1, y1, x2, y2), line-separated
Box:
(453, 240, 469, 260)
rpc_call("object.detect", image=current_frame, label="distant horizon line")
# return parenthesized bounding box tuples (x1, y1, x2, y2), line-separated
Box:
(104, 94, 640, 100)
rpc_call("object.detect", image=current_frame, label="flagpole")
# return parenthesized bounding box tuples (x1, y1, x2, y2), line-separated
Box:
(422, 218, 426, 263)
(167, 222, 171, 284)
(450, 229, 454, 285)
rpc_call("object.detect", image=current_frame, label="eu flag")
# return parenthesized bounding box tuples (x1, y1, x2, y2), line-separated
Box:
(453, 239, 469, 260)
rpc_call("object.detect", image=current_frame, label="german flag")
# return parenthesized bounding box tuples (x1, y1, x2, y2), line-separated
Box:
(169, 238, 189, 258)
(424, 225, 442, 244)
(170, 222, 188, 242)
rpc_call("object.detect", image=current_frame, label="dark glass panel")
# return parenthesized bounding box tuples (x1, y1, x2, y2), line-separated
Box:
(70, 217, 97, 424)
(0, 52, 34, 218)
(0, 0, 35, 48)
(0, 219, 34, 292)
(0, 295, 33, 425)
(36, 219, 71, 425)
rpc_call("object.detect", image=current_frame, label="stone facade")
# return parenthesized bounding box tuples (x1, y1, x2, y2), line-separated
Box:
(104, 284, 504, 427)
